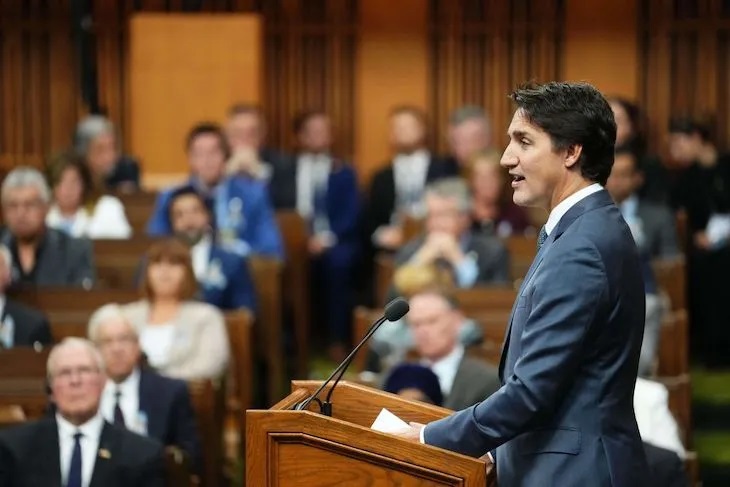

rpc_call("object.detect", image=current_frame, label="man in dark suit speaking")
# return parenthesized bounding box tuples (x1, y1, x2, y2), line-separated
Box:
(395, 82, 649, 486)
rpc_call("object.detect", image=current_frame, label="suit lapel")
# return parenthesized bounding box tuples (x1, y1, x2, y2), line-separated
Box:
(89, 423, 116, 487)
(33, 418, 62, 485)
(445, 357, 469, 409)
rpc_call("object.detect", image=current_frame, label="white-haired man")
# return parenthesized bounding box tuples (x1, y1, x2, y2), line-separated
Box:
(0, 166, 95, 288)
(0, 244, 51, 348)
(0, 337, 164, 487)
(87, 304, 200, 471)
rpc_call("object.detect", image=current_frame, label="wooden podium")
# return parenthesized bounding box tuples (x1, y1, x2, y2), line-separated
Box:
(246, 380, 488, 486)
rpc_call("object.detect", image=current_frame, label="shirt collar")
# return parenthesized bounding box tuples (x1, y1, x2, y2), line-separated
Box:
(544, 183, 603, 236)
(56, 410, 105, 440)
(423, 343, 464, 370)
(104, 366, 140, 398)
(619, 194, 639, 218)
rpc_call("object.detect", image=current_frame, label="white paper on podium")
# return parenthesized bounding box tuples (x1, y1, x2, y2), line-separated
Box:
(371, 408, 410, 433)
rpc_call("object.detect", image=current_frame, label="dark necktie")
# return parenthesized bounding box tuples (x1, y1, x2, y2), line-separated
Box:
(66, 431, 83, 487)
(537, 226, 548, 251)
(113, 389, 125, 427)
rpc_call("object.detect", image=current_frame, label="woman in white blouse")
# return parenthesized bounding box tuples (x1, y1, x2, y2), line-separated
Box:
(122, 238, 230, 381)
(45, 152, 132, 239)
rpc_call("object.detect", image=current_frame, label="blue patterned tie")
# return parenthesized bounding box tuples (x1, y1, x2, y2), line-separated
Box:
(66, 432, 83, 487)
(537, 226, 548, 251)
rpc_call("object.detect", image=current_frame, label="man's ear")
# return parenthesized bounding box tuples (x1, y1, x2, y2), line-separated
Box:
(564, 144, 583, 169)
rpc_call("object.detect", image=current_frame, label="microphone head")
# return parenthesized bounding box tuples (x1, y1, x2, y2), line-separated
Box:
(384, 297, 410, 322)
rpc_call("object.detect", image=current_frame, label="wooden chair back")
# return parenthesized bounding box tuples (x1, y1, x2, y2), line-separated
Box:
(118, 191, 159, 235)
(188, 379, 226, 487)
(94, 237, 158, 289)
(0, 348, 50, 419)
(503, 235, 537, 282)
(274, 211, 311, 378)
(652, 257, 687, 311)
(657, 309, 689, 377)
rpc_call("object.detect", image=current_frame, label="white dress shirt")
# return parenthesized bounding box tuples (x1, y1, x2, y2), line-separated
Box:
(296, 153, 332, 219)
(544, 183, 603, 236)
(140, 323, 176, 368)
(46, 195, 132, 239)
(393, 150, 430, 216)
(57, 412, 104, 487)
(422, 345, 465, 396)
(100, 368, 143, 435)
(634, 377, 686, 458)
(0, 295, 11, 348)
(191, 235, 212, 281)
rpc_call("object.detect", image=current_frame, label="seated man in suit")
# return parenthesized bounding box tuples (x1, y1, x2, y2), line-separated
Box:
(224, 103, 291, 184)
(87, 304, 201, 472)
(0, 244, 51, 348)
(267, 110, 361, 359)
(146, 122, 284, 259)
(394, 178, 510, 291)
(0, 167, 96, 288)
(606, 146, 680, 375)
(399, 289, 500, 410)
(446, 105, 493, 169)
(0, 337, 164, 487)
(167, 185, 256, 312)
(366, 106, 459, 254)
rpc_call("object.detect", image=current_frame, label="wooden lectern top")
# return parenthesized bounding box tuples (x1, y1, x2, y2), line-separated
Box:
(247, 380, 487, 486)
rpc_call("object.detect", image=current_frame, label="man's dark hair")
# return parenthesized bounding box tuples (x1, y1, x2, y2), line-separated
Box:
(668, 116, 714, 143)
(509, 81, 617, 186)
(292, 110, 328, 134)
(185, 122, 231, 160)
(166, 185, 214, 228)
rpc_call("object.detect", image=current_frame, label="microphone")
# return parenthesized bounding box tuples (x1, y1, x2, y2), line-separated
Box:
(294, 297, 410, 416)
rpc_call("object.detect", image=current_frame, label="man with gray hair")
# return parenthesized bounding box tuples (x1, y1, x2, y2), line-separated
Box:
(393, 177, 510, 289)
(74, 115, 140, 193)
(0, 244, 51, 348)
(0, 337, 164, 486)
(87, 304, 200, 470)
(0, 166, 95, 288)
(447, 105, 492, 168)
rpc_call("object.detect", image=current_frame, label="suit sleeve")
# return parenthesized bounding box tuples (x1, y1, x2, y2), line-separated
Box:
(248, 186, 285, 259)
(138, 442, 166, 487)
(476, 240, 511, 285)
(328, 168, 361, 242)
(146, 192, 173, 236)
(183, 308, 230, 380)
(656, 208, 679, 258)
(31, 315, 53, 346)
(227, 257, 257, 312)
(424, 240, 608, 457)
(171, 382, 202, 475)
(72, 238, 96, 286)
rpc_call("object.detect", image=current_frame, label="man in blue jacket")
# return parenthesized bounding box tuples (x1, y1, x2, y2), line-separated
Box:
(268, 111, 360, 359)
(395, 82, 649, 486)
(146, 122, 284, 260)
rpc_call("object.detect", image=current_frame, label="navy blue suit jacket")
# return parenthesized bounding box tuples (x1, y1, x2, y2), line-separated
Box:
(201, 244, 256, 312)
(146, 176, 284, 259)
(138, 368, 200, 472)
(424, 190, 649, 486)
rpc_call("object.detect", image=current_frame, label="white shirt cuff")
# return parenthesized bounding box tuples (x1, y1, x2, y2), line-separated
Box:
(419, 424, 426, 444)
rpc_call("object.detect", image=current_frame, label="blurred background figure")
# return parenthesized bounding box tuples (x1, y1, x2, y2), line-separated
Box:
(45, 151, 131, 239)
(383, 363, 444, 405)
(73, 115, 140, 194)
(446, 106, 492, 170)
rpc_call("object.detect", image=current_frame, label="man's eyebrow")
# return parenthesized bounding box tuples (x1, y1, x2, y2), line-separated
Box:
(508, 129, 529, 139)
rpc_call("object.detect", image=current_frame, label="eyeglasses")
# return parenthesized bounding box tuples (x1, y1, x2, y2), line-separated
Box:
(96, 335, 137, 347)
(4, 199, 44, 211)
(53, 365, 100, 382)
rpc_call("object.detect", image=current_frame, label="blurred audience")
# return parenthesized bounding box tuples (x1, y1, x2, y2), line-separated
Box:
(45, 152, 131, 239)
(0, 167, 95, 288)
(383, 363, 443, 406)
(146, 122, 284, 259)
(73, 115, 140, 194)
(0, 244, 51, 348)
(634, 377, 689, 487)
(269, 111, 360, 359)
(446, 105, 492, 169)
(399, 289, 499, 410)
(224, 103, 289, 182)
(607, 97, 670, 205)
(0, 338, 164, 487)
(394, 178, 510, 290)
(467, 150, 531, 238)
(167, 186, 256, 312)
(88, 304, 200, 470)
(366, 106, 458, 254)
(371, 263, 483, 372)
(123, 239, 230, 380)
(606, 146, 679, 376)
(669, 117, 730, 366)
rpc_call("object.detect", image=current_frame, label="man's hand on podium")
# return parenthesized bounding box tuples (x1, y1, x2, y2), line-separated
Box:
(391, 421, 425, 442)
